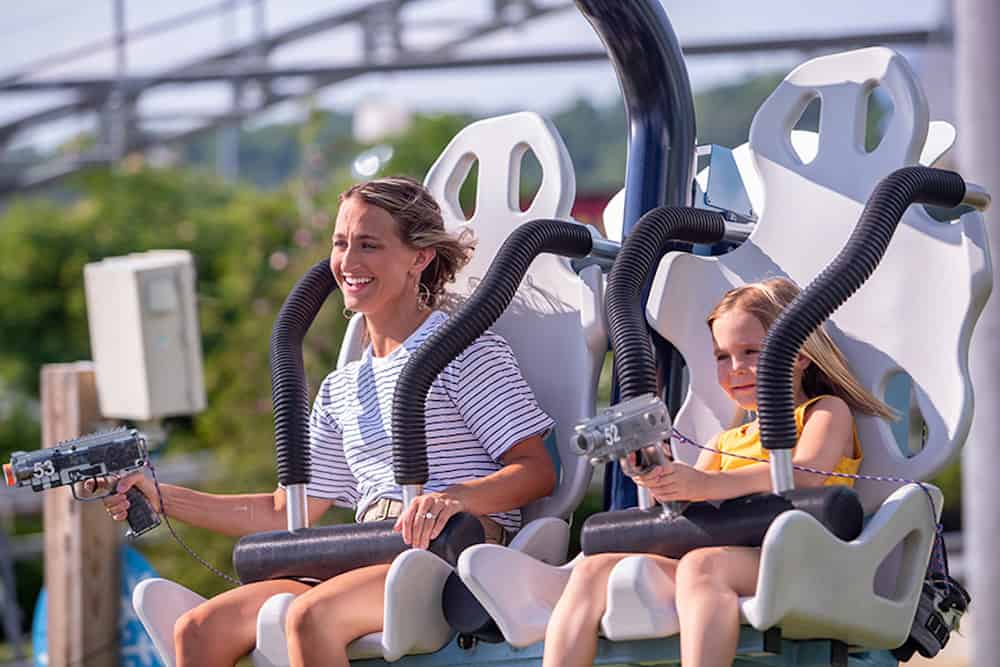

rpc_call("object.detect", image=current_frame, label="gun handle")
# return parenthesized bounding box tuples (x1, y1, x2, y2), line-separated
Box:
(124, 486, 161, 538)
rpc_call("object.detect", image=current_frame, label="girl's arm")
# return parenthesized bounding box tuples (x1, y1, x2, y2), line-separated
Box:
(103, 474, 334, 538)
(637, 396, 855, 502)
(691, 434, 722, 472)
(395, 434, 556, 548)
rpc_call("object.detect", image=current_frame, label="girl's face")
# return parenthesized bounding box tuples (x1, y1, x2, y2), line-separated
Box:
(711, 309, 767, 410)
(329, 196, 433, 319)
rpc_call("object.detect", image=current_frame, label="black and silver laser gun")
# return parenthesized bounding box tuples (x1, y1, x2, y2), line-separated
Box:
(3, 427, 161, 538)
(575, 393, 687, 517)
(574, 394, 673, 473)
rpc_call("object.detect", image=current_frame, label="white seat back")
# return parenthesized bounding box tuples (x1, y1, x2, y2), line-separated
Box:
(339, 112, 606, 523)
(646, 47, 991, 514)
(425, 112, 606, 522)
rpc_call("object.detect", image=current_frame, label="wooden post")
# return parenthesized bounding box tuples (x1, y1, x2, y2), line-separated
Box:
(41, 362, 119, 667)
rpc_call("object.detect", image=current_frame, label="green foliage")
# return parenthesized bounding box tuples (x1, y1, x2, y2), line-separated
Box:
(932, 459, 962, 532)
(0, 109, 484, 600)
(552, 98, 627, 194)
(384, 114, 474, 179)
(694, 73, 788, 150)
(181, 109, 356, 190)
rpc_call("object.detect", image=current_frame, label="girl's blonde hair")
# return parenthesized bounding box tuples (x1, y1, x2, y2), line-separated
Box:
(340, 176, 475, 308)
(706, 277, 895, 419)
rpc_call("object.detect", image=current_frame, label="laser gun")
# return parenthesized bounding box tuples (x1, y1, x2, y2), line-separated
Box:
(4, 427, 161, 538)
(574, 393, 688, 517)
(574, 394, 673, 472)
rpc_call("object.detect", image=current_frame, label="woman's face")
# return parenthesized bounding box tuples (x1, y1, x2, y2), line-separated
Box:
(329, 196, 431, 318)
(711, 308, 767, 410)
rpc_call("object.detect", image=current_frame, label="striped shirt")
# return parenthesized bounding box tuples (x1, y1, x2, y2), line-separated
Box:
(306, 310, 554, 531)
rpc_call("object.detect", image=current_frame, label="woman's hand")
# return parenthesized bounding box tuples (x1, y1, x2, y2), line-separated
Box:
(631, 460, 711, 503)
(393, 492, 466, 550)
(92, 472, 161, 522)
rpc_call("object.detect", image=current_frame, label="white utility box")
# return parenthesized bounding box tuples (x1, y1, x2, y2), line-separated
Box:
(83, 250, 206, 420)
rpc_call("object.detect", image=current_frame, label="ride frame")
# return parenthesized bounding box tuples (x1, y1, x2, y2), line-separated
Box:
(354, 1, 895, 666)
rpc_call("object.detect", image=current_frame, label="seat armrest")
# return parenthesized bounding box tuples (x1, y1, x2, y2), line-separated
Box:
(380, 548, 456, 661)
(457, 545, 577, 647)
(743, 483, 941, 648)
(601, 555, 680, 641)
(133, 578, 207, 667)
(507, 516, 570, 564)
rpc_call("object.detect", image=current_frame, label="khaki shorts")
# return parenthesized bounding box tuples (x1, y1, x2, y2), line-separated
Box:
(358, 497, 511, 546)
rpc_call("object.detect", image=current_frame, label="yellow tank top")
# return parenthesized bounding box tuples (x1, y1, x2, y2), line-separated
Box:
(715, 395, 862, 487)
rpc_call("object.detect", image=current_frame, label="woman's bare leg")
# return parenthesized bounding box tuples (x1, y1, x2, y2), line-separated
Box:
(285, 563, 391, 667)
(674, 546, 760, 667)
(543, 553, 678, 667)
(174, 579, 311, 667)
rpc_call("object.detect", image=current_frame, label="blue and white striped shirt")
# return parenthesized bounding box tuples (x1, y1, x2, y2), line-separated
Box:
(306, 310, 554, 531)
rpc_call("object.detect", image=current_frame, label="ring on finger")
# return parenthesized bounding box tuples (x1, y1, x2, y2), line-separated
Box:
(423, 511, 437, 520)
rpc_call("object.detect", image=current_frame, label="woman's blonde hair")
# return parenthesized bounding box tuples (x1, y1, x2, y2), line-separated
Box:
(340, 176, 475, 308)
(706, 277, 895, 419)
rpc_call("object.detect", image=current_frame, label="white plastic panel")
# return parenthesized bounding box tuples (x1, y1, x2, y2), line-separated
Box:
(741, 483, 942, 647)
(425, 111, 606, 522)
(457, 546, 578, 647)
(601, 122, 957, 248)
(84, 250, 206, 420)
(132, 578, 207, 667)
(646, 47, 991, 514)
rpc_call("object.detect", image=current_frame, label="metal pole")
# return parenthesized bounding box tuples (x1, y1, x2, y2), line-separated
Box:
(216, 0, 240, 181)
(956, 1, 1000, 664)
(109, 0, 127, 162)
(575, 0, 696, 510)
(253, 0, 269, 99)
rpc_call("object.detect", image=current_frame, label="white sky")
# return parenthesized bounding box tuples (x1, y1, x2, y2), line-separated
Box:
(1, 0, 946, 150)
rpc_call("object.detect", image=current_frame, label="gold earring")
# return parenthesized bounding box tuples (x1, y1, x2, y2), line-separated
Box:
(417, 283, 431, 311)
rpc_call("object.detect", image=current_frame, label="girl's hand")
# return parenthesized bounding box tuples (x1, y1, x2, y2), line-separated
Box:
(394, 492, 466, 550)
(632, 460, 710, 503)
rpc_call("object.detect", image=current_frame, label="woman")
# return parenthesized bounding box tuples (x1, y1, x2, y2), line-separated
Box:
(105, 176, 557, 667)
(542, 277, 894, 667)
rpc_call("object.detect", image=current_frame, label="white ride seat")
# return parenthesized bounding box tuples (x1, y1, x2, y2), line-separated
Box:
(456, 46, 991, 656)
(131, 111, 608, 666)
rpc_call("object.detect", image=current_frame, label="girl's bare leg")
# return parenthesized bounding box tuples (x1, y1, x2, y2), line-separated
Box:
(674, 546, 760, 667)
(542, 553, 678, 667)
(174, 579, 311, 667)
(285, 563, 391, 667)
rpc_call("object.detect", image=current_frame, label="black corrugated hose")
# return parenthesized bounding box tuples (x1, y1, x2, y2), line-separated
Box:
(756, 166, 968, 451)
(270, 259, 338, 487)
(391, 219, 593, 485)
(605, 206, 727, 401)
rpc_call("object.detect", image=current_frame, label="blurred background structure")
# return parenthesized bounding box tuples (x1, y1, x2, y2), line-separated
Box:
(0, 0, 955, 195)
(0, 1, 995, 666)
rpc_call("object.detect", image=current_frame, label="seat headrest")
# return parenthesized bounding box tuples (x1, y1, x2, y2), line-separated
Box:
(646, 47, 991, 513)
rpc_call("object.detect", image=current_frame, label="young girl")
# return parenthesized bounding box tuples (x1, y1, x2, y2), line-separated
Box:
(103, 176, 557, 667)
(543, 277, 894, 667)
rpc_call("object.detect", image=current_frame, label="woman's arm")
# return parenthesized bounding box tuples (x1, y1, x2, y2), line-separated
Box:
(395, 434, 556, 548)
(103, 473, 334, 538)
(443, 435, 556, 514)
(636, 397, 855, 502)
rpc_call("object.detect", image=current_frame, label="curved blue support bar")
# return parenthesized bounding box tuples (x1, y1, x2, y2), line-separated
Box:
(576, 0, 697, 510)
(576, 0, 696, 221)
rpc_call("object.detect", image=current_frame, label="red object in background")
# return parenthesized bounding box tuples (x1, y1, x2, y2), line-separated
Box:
(571, 192, 615, 236)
